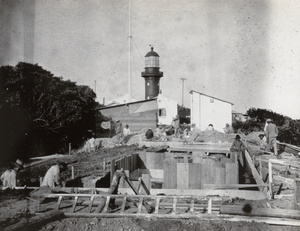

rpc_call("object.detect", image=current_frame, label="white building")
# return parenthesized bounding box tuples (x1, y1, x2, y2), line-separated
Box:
(190, 90, 233, 132)
(157, 93, 178, 125)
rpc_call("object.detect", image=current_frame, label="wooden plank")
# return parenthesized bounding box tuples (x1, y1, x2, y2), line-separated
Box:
(163, 158, 177, 189)
(141, 174, 151, 195)
(204, 184, 268, 189)
(225, 163, 238, 185)
(120, 196, 126, 213)
(244, 150, 267, 193)
(188, 163, 201, 189)
(119, 170, 129, 188)
(177, 163, 188, 189)
(295, 178, 300, 209)
(220, 204, 300, 220)
(165, 152, 175, 160)
(192, 151, 204, 163)
(215, 167, 226, 185)
(201, 161, 215, 189)
(110, 159, 115, 183)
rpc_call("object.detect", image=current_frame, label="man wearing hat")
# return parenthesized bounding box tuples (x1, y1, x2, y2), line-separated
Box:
(0, 159, 24, 189)
(230, 135, 246, 167)
(223, 123, 234, 134)
(41, 162, 68, 188)
(265, 118, 278, 156)
(115, 119, 124, 144)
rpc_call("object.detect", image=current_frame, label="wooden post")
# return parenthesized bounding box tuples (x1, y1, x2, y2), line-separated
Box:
(72, 166, 75, 180)
(40, 177, 43, 186)
(207, 198, 212, 214)
(103, 159, 106, 170)
(295, 178, 300, 210)
(269, 160, 273, 198)
(259, 157, 262, 176)
(110, 159, 115, 183)
(69, 143, 71, 155)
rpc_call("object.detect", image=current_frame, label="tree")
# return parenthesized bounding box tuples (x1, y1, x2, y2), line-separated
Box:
(0, 62, 98, 165)
(232, 107, 300, 145)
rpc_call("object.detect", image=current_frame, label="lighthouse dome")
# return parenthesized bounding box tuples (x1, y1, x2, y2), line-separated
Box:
(145, 47, 159, 57)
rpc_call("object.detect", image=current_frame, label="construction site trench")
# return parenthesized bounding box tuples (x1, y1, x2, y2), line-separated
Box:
(1, 130, 300, 230)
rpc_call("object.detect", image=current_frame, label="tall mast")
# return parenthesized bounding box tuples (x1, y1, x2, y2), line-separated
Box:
(128, 0, 132, 103)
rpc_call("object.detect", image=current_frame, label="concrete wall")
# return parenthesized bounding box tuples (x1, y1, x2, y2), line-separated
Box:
(190, 91, 232, 132)
(163, 153, 238, 190)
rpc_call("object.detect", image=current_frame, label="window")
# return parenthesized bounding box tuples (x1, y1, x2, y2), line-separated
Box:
(159, 108, 166, 116)
(145, 56, 160, 67)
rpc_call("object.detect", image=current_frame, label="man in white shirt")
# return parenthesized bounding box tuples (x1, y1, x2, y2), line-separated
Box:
(0, 159, 24, 189)
(41, 162, 68, 187)
(123, 124, 131, 137)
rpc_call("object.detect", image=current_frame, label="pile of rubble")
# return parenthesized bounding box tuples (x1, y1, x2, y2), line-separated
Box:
(188, 129, 237, 144)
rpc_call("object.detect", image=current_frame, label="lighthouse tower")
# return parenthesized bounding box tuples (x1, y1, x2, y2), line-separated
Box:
(141, 47, 163, 100)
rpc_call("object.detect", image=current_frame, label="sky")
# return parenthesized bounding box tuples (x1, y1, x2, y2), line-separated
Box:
(1, 0, 300, 119)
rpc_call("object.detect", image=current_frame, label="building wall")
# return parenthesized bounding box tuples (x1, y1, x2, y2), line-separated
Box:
(157, 94, 178, 125)
(190, 91, 232, 132)
(97, 100, 158, 136)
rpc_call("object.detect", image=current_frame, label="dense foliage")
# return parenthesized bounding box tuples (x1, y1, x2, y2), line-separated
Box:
(232, 108, 300, 145)
(0, 62, 98, 165)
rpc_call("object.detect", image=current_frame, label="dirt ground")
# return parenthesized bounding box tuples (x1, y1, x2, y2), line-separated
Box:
(38, 217, 300, 231)
(0, 189, 299, 231)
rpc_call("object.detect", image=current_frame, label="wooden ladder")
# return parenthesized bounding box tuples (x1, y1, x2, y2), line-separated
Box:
(43, 193, 226, 218)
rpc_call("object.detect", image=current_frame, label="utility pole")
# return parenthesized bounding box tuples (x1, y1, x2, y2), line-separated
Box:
(180, 78, 186, 106)
(128, 0, 132, 103)
(94, 80, 97, 94)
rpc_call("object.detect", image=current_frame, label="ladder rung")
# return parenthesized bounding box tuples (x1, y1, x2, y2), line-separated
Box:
(137, 198, 143, 214)
(190, 199, 195, 214)
(103, 196, 110, 213)
(57, 196, 62, 210)
(120, 196, 127, 213)
(207, 198, 212, 214)
(71, 196, 79, 213)
(172, 197, 177, 215)
(154, 197, 160, 214)
(88, 196, 95, 213)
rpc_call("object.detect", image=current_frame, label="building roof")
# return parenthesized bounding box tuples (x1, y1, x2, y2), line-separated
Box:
(97, 98, 157, 110)
(105, 93, 138, 106)
(145, 47, 160, 57)
(189, 90, 233, 105)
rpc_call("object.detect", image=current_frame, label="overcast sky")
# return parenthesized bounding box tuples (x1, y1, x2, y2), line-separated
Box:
(1, 0, 300, 119)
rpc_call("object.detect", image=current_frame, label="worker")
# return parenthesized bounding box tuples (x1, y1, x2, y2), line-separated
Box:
(265, 118, 278, 156)
(230, 135, 246, 167)
(223, 123, 234, 134)
(183, 128, 191, 143)
(206, 124, 214, 131)
(0, 159, 24, 189)
(154, 125, 167, 141)
(145, 128, 154, 140)
(258, 133, 267, 150)
(89, 136, 96, 152)
(41, 162, 68, 187)
(115, 120, 124, 144)
(123, 124, 131, 137)
(172, 115, 180, 137)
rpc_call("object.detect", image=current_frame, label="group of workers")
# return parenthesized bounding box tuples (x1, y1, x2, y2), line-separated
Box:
(1, 118, 279, 189)
(0, 159, 68, 189)
(114, 120, 131, 144)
